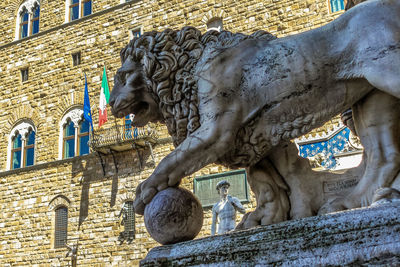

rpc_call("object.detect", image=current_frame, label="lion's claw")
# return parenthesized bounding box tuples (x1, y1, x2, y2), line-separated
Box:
(134, 197, 146, 215)
(133, 175, 170, 215)
(142, 187, 158, 204)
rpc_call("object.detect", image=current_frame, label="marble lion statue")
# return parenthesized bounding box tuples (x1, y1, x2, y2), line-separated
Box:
(110, 0, 400, 228)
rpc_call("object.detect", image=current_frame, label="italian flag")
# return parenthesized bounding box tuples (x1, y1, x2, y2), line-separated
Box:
(99, 66, 110, 127)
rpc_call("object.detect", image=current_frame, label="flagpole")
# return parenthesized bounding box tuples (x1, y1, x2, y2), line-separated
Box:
(83, 72, 94, 136)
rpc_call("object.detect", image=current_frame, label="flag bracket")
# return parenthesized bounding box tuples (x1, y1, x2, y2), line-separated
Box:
(110, 149, 119, 174)
(132, 143, 143, 171)
(145, 141, 156, 167)
(96, 151, 107, 176)
(95, 149, 119, 176)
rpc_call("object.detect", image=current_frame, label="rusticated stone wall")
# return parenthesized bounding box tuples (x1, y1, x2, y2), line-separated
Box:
(0, 0, 345, 265)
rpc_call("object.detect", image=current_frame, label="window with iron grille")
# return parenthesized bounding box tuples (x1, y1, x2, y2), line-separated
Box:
(54, 206, 68, 248)
(118, 201, 135, 243)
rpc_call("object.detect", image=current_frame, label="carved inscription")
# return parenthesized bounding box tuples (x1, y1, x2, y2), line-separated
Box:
(323, 178, 359, 194)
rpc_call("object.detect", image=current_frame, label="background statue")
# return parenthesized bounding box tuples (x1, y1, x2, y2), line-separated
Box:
(110, 0, 400, 234)
(211, 180, 245, 235)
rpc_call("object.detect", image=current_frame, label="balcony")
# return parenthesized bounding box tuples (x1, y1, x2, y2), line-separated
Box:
(89, 124, 159, 154)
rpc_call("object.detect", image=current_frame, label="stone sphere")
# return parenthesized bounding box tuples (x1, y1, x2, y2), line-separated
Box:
(144, 187, 204, 245)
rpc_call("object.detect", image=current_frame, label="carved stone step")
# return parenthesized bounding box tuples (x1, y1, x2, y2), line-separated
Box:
(141, 202, 400, 266)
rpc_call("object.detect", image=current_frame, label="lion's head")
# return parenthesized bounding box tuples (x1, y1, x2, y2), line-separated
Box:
(110, 53, 163, 127)
(110, 27, 211, 145)
(110, 26, 275, 146)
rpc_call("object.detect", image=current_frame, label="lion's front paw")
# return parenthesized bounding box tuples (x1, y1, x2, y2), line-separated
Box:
(133, 174, 170, 215)
(371, 187, 400, 207)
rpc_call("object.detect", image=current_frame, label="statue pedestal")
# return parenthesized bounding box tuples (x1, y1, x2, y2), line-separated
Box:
(141, 203, 400, 266)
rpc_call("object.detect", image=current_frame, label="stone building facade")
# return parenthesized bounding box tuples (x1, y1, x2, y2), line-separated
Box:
(0, 0, 348, 265)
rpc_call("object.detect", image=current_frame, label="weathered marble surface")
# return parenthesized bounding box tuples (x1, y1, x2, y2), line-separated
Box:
(141, 203, 400, 266)
(110, 0, 400, 232)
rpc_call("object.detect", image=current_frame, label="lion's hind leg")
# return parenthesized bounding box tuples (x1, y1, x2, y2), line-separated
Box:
(321, 90, 400, 213)
(236, 158, 290, 230)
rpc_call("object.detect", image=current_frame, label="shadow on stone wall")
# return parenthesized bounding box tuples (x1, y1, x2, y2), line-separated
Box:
(70, 148, 154, 228)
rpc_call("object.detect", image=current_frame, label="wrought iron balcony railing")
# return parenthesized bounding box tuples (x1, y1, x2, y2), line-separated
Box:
(89, 124, 159, 154)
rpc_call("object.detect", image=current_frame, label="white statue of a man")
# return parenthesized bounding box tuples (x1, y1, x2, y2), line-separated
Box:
(211, 180, 246, 235)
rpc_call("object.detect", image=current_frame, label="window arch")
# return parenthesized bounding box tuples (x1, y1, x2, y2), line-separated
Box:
(8, 121, 36, 170)
(59, 108, 90, 159)
(15, 0, 41, 40)
(65, 0, 92, 22)
(207, 18, 223, 32)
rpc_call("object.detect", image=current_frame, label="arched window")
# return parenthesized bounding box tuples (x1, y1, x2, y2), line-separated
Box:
(8, 121, 36, 170)
(59, 108, 90, 159)
(67, 0, 92, 22)
(330, 0, 345, 13)
(54, 206, 68, 248)
(207, 18, 223, 32)
(15, 0, 41, 40)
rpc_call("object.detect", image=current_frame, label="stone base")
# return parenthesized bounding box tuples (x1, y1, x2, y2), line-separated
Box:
(141, 203, 400, 266)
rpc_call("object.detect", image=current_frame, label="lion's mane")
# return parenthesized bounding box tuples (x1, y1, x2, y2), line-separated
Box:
(120, 26, 276, 146)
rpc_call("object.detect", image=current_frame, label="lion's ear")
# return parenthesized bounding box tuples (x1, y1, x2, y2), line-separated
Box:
(120, 47, 127, 63)
(119, 56, 136, 73)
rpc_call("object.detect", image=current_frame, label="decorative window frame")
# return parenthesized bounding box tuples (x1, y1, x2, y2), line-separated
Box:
(7, 120, 36, 170)
(64, 0, 92, 23)
(58, 108, 89, 159)
(49, 195, 71, 249)
(14, 0, 41, 40)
